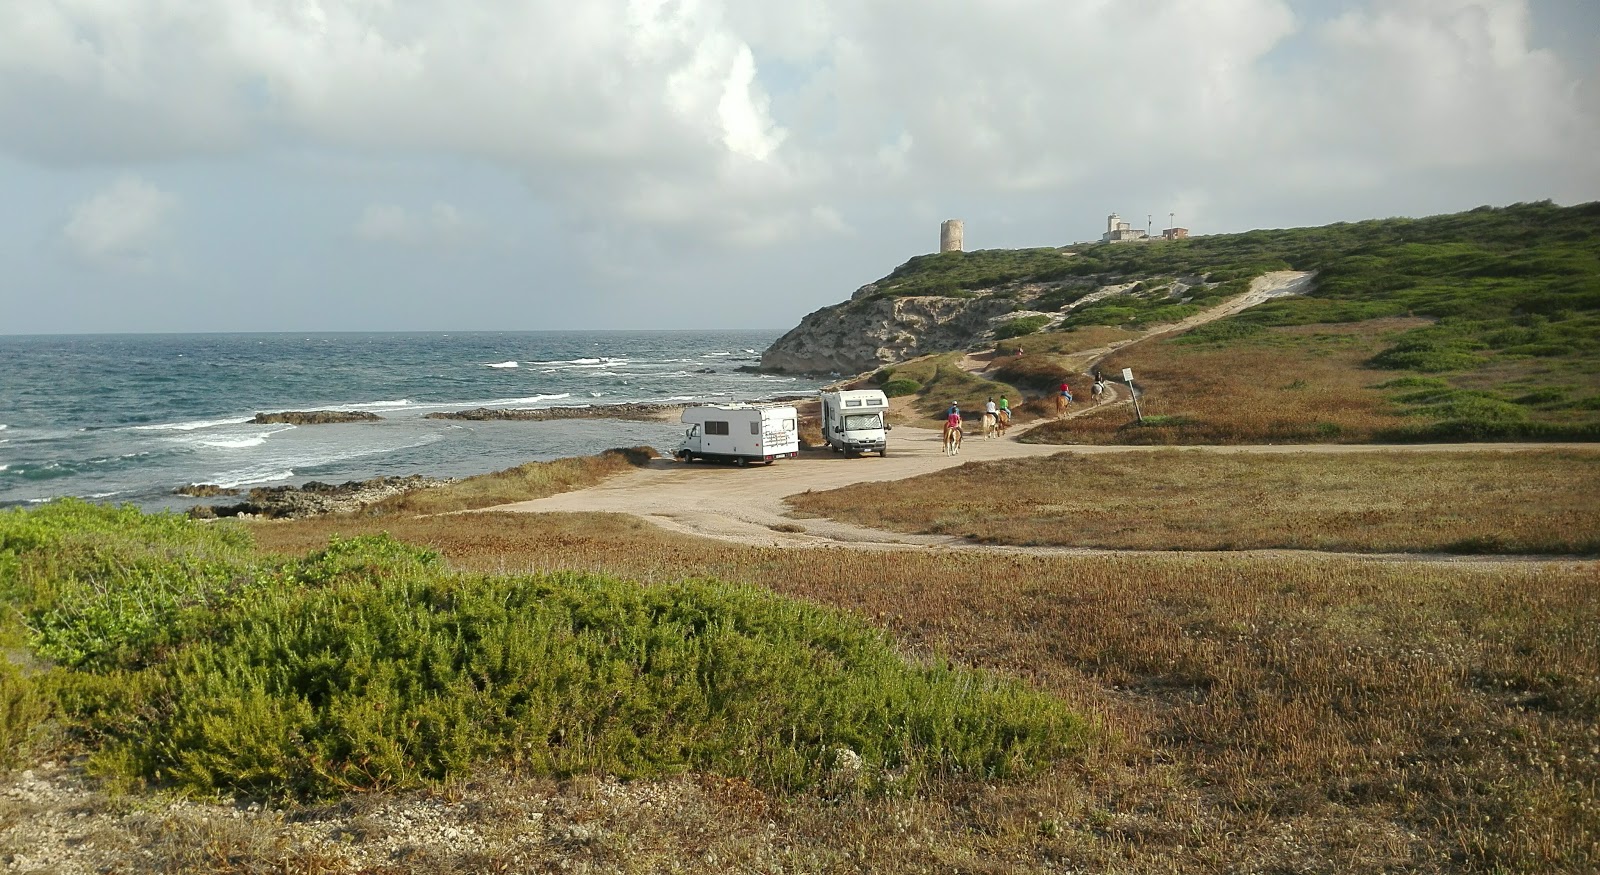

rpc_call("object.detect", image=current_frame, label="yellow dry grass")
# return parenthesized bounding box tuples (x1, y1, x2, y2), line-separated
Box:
(244, 511, 1600, 873)
(1027, 321, 1420, 444)
(786, 448, 1600, 554)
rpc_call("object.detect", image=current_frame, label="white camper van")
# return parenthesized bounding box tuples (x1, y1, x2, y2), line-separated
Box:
(675, 404, 799, 466)
(818, 389, 891, 456)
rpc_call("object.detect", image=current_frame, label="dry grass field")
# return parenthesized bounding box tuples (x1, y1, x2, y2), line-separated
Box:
(786, 449, 1600, 554)
(239, 512, 1600, 874)
(1025, 320, 1426, 445)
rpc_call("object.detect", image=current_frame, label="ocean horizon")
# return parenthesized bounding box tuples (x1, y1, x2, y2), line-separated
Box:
(0, 329, 821, 512)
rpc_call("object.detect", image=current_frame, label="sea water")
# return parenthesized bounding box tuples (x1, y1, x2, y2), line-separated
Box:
(0, 331, 820, 512)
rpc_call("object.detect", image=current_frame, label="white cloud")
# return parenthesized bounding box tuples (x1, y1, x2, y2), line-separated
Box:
(61, 176, 177, 269)
(4, 1, 1598, 268)
(354, 202, 471, 246)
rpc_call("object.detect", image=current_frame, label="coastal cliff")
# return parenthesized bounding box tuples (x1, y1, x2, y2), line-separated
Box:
(760, 285, 1023, 374)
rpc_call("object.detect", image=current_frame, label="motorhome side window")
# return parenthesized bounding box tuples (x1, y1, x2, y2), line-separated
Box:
(784, 418, 795, 430)
(750, 421, 759, 435)
(705, 421, 729, 436)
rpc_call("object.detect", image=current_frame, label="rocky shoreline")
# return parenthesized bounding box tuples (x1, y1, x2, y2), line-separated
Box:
(183, 475, 452, 520)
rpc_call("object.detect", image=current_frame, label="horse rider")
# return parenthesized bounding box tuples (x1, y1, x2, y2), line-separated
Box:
(984, 396, 998, 426)
(1059, 381, 1073, 403)
(944, 406, 963, 439)
(998, 394, 1011, 425)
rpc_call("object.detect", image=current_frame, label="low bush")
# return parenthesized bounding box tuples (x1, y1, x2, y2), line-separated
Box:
(1370, 338, 1484, 372)
(988, 357, 1075, 392)
(993, 315, 1051, 339)
(1, 505, 1086, 802)
(880, 378, 922, 397)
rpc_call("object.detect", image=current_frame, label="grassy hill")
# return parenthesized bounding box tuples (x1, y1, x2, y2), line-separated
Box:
(858, 201, 1600, 441)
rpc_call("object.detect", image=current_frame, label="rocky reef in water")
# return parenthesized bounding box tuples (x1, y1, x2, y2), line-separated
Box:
(251, 411, 382, 425)
(425, 403, 684, 422)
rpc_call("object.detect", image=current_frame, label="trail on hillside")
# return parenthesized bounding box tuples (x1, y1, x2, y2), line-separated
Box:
(960, 270, 1316, 429)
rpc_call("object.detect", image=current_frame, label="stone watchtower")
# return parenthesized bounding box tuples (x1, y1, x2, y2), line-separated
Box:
(939, 219, 964, 252)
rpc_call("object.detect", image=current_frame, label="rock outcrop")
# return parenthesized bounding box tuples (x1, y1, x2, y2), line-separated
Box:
(426, 403, 683, 422)
(251, 411, 382, 425)
(187, 475, 450, 520)
(760, 286, 1021, 375)
(760, 270, 1215, 377)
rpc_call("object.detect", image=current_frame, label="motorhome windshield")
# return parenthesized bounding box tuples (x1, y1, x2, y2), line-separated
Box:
(843, 413, 882, 430)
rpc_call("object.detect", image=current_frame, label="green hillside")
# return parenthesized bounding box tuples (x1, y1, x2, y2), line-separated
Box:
(863, 201, 1600, 440)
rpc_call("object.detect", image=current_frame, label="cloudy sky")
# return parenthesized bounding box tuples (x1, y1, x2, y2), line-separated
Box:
(2, 0, 1597, 335)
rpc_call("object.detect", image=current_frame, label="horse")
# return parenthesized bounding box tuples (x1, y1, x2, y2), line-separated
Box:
(996, 409, 1011, 435)
(1091, 380, 1106, 402)
(1055, 392, 1071, 414)
(943, 423, 963, 455)
(982, 412, 999, 438)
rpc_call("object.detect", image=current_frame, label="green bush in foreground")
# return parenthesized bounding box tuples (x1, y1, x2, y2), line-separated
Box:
(2, 503, 1085, 801)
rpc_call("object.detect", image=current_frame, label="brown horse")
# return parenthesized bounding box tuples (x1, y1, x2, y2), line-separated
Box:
(943, 422, 963, 455)
(996, 409, 1011, 435)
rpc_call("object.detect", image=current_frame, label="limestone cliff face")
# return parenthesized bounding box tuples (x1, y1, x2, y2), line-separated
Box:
(760, 286, 1018, 375)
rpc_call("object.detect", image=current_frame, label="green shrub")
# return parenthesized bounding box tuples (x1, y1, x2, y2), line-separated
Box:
(1, 508, 1087, 801)
(1370, 339, 1483, 372)
(0, 661, 51, 769)
(881, 378, 922, 397)
(994, 315, 1052, 339)
(1514, 387, 1570, 405)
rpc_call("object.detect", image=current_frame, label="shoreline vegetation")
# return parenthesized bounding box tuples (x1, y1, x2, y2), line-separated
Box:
(3, 500, 1590, 872)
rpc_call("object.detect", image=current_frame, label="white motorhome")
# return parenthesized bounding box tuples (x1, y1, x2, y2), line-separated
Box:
(818, 389, 891, 456)
(675, 404, 799, 466)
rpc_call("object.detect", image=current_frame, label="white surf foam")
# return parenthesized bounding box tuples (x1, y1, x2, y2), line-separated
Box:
(0, 424, 8, 430)
(486, 361, 519, 369)
(0, 464, 8, 472)
(212, 469, 295, 490)
(165, 425, 295, 449)
(197, 435, 272, 449)
(132, 416, 254, 432)
(702, 352, 732, 357)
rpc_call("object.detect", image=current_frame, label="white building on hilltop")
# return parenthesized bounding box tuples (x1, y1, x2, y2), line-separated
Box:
(1101, 213, 1148, 243)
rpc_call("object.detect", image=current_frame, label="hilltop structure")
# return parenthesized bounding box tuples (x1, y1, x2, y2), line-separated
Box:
(1101, 213, 1190, 243)
(1101, 213, 1148, 243)
(939, 219, 964, 252)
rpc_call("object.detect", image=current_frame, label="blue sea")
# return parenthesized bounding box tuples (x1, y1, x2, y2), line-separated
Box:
(0, 331, 819, 512)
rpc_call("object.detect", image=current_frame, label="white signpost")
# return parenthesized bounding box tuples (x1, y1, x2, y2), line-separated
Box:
(1121, 368, 1143, 423)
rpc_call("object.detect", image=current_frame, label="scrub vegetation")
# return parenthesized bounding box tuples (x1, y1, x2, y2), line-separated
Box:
(4, 500, 1595, 871)
(868, 201, 1600, 441)
(363, 446, 658, 515)
(0, 501, 1082, 804)
(245, 511, 1595, 873)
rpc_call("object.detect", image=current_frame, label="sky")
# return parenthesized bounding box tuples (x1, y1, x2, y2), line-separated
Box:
(1, 0, 1597, 335)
